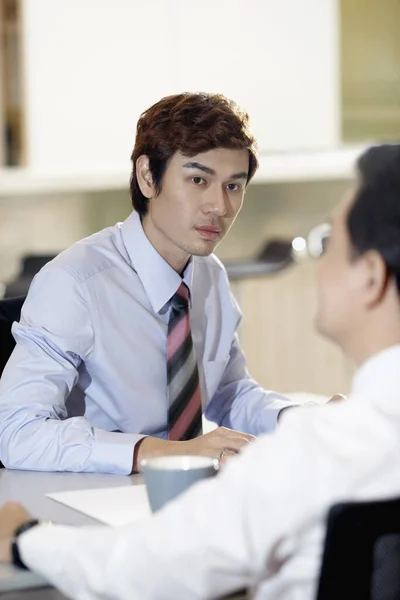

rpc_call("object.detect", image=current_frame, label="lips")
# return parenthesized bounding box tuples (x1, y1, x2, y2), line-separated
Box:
(195, 225, 222, 241)
(197, 225, 221, 234)
(196, 225, 221, 241)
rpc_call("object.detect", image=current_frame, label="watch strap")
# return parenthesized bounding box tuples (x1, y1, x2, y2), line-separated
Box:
(11, 519, 40, 569)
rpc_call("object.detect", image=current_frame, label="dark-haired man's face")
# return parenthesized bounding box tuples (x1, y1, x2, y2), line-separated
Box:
(315, 189, 366, 349)
(140, 148, 249, 272)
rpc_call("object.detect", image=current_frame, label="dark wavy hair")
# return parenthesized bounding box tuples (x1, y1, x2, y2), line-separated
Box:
(129, 92, 259, 215)
(348, 144, 400, 291)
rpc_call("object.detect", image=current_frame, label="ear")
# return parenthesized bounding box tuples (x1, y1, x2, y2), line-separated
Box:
(135, 155, 155, 199)
(361, 250, 389, 307)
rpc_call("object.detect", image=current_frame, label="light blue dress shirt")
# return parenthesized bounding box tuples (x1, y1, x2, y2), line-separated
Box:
(0, 211, 291, 474)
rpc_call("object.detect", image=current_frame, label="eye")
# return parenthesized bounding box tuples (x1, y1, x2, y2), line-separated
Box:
(226, 183, 241, 192)
(191, 177, 206, 185)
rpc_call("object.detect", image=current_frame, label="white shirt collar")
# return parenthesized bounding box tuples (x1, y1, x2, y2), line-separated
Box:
(352, 344, 400, 404)
(120, 211, 194, 314)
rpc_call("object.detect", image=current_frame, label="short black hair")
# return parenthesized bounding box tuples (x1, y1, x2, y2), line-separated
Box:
(347, 144, 400, 291)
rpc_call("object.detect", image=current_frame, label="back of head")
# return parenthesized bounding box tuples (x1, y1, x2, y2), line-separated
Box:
(129, 92, 258, 215)
(348, 144, 400, 294)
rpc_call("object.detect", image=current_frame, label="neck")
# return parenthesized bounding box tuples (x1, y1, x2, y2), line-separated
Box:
(344, 314, 400, 368)
(141, 214, 190, 274)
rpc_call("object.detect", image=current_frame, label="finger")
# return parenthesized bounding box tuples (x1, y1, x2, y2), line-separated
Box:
(329, 394, 346, 402)
(219, 445, 239, 454)
(218, 450, 239, 467)
(216, 436, 252, 454)
(217, 427, 256, 443)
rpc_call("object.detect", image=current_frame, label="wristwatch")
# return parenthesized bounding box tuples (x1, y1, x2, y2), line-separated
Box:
(11, 519, 40, 569)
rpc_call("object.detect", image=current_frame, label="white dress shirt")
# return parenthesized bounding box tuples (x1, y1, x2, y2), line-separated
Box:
(18, 345, 400, 599)
(0, 211, 290, 474)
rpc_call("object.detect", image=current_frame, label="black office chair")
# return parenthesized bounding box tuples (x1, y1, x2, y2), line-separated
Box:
(0, 296, 25, 469)
(316, 497, 400, 600)
(0, 296, 25, 377)
(4, 254, 56, 298)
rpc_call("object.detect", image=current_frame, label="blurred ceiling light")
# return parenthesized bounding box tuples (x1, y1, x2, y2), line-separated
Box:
(292, 236, 307, 253)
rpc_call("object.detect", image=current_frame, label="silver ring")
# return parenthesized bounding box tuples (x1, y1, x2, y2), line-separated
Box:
(219, 447, 239, 461)
(219, 448, 228, 461)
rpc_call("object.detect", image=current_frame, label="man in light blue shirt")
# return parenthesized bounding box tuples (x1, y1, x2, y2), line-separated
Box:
(0, 92, 292, 474)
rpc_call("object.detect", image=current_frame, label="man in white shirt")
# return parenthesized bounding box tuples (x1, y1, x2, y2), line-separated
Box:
(0, 92, 293, 474)
(2, 143, 399, 600)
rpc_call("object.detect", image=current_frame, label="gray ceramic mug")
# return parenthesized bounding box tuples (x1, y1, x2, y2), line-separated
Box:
(141, 455, 219, 512)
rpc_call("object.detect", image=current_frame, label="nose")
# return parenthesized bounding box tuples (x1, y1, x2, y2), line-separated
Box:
(203, 186, 227, 217)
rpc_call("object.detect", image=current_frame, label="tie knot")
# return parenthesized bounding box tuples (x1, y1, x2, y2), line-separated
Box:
(171, 282, 189, 309)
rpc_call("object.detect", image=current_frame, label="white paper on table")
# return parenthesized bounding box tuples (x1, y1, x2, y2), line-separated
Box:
(46, 484, 151, 526)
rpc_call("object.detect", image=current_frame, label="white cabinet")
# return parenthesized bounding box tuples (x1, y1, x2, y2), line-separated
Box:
(21, 0, 176, 172)
(173, 0, 340, 154)
(20, 0, 340, 173)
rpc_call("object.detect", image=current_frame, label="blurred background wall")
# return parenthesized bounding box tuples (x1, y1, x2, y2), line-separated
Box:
(1, 0, 399, 395)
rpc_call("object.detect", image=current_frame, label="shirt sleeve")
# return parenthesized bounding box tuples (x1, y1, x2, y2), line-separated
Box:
(205, 331, 294, 435)
(0, 266, 139, 474)
(18, 411, 331, 600)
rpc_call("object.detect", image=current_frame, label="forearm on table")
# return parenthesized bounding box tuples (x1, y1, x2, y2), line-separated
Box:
(206, 380, 293, 435)
(19, 524, 133, 600)
(205, 335, 293, 435)
(0, 413, 139, 474)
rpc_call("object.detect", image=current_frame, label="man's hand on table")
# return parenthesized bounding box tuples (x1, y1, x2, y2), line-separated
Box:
(133, 427, 256, 472)
(0, 502, 32, 563)
(278, 393, 347, 422)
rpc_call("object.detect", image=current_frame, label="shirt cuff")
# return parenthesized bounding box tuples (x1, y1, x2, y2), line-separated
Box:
(19, 524, 80, 575)
(90, 429, 145, 474)
(258, 396, 298, 433)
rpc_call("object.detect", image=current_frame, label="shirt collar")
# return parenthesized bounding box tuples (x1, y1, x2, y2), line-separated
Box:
(120, 211, 194, 313)
(352, 344, 400, 404)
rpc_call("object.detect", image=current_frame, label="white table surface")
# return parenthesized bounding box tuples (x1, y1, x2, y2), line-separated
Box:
(0, 469, 141, 525)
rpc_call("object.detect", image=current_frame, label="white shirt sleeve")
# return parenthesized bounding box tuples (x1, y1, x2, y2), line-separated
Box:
(19, 409, 334, 600)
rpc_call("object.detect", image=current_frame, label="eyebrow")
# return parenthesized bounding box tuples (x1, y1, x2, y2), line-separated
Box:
(182, 161, 248, 181)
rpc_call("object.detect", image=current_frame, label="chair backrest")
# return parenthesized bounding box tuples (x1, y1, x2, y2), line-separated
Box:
(316, 497, 400, 600)
(0, 296, 25, 377)
(4, 254, 56, 298)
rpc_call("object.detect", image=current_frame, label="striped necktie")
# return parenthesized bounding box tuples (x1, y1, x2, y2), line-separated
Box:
(167, 282, 202, 441)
